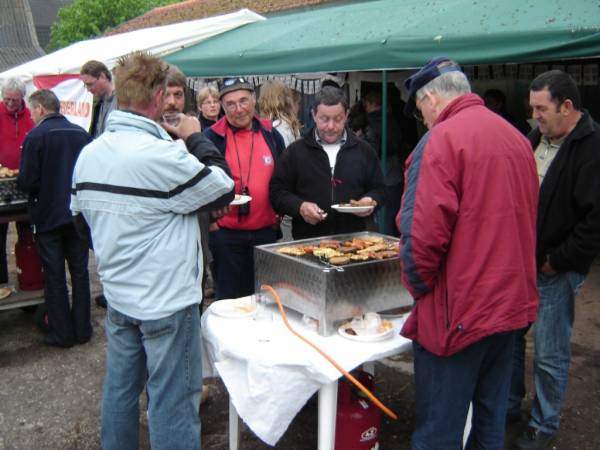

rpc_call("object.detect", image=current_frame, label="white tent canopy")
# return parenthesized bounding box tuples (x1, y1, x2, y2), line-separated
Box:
(0, 9, 263, 129)
(0, 8, 264, 83)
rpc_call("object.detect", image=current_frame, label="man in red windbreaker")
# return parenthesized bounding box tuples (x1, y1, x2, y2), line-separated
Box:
(397, 57, 539, 449)
(0, 78, 35, 292)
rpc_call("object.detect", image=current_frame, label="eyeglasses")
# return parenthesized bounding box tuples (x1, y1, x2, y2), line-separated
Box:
(202, 99, 219, 107)
(223, 97, 251, 112)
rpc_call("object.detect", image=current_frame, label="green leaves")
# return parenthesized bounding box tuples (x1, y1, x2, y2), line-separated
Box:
(47, 0, 178, 51)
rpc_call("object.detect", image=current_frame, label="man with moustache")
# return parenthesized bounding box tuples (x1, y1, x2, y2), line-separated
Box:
(204, 77, 285, 300)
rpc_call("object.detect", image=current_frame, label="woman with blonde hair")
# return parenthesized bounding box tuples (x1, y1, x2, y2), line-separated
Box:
(196, 86, 221, 130)
(258, 80, 301, 147)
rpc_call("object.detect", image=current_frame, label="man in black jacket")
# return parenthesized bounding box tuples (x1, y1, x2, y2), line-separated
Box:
(270, 86, 385, 240)
(17, 89, 92, 348)
(510, 70, 600, 450)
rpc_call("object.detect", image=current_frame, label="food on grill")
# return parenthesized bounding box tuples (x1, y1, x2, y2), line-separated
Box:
(361, 235, 384, 244)
(328, 256, 351, 265)
(370, 250, 398, 260)
(277, 246, 307, 256)
(357, 244, 387, 254)
(319, 239, 341, 248)
(313, 247, 343, 259)
(274, 235, 398, 266)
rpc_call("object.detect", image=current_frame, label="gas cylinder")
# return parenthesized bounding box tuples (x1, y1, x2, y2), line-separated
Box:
(335, 370, 381, 450)
(15, 225, 44, 291)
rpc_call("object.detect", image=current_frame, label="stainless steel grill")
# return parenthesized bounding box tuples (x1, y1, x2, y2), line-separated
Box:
(255, 232, 413, 335)
(0, 178, 27, 213)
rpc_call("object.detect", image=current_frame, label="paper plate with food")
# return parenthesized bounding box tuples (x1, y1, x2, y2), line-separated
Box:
(210, 298, 257, 319)
(332, 199, 377, 214)
(338, 312, 395, 342)
(230, 194, 252, 206)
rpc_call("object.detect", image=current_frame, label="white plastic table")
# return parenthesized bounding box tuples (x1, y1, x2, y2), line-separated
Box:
(201, 299, 413, 450)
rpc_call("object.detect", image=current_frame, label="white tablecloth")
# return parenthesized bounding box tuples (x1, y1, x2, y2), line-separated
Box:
(201, 298, 412, 445)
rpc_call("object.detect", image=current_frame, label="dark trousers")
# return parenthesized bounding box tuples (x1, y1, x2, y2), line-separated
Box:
(0, 223, 8, 283)
(208, 227, 277, 300)
(35, 223, 91, 343)
(411, 331, 516, 450)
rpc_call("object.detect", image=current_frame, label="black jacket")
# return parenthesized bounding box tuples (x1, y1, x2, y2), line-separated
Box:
(270, 128, 385, 239)
(185, 132, 235, 211)
(530, 110, 600, 274)
(17, 114, 92, 232)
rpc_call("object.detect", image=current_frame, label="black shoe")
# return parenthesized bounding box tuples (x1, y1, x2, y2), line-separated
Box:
(76, 329, 93, 345)
(43, 334, 74, 348)
(95, 294, 107, 308)
(513, 426, 555, 450)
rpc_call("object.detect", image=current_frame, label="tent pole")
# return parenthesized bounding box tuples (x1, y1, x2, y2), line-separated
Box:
(379, 70, 388, 234)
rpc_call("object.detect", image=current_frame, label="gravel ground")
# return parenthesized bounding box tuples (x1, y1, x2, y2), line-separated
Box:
(0, 244, 599, 449)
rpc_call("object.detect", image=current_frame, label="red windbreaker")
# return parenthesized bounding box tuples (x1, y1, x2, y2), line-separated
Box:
(0, 101, 35, 169)
(397, 94, 539, 356)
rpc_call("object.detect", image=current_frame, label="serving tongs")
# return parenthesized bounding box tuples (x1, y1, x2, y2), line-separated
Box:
(305, 253, 345, 273)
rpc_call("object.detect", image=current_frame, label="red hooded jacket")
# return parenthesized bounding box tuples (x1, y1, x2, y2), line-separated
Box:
(0, 101, 35, 170)
(397, 94, 539, 356)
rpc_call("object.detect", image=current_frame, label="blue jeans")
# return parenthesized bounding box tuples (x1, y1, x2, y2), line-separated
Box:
(509, 271, 585, 434)
(208, 227, 277, 299)
(101, 304, 202, 450)
(412, 331, 516, 450)
(35, 224, 91, 343)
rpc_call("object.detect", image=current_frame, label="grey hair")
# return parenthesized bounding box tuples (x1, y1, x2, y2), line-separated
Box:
(416, 70, 471, 101)
(1, 77, 26, 98)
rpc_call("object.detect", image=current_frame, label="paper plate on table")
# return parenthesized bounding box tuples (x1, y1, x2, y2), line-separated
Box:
(230, 195, 252, 206)
(331, 204, 374, 214)
(337, 321, 395, 342)
(211, 299, 257, 319)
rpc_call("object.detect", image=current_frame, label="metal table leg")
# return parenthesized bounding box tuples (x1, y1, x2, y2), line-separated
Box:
(318, 380, 338, 450)
(229, 397, 240, 450)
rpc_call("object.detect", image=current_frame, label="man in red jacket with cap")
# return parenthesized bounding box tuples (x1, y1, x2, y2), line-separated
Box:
(0, 78, 35, 293)
(397, 57, 539, 449)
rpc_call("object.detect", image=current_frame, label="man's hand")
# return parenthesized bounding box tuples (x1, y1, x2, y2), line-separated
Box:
(211, 206, 230, 220)
(299, 202, 327, 225)
(351, 196, 376, 217)
(161, 114, 201, 141)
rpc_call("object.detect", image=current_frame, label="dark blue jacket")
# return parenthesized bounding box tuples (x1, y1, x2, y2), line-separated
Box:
(17, 113, 91, 232)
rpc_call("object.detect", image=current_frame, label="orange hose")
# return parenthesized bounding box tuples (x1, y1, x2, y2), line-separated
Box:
(260, 284, 398, 420)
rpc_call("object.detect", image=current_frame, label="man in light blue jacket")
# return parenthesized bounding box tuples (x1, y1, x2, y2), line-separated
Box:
(71, 52, 234, 450)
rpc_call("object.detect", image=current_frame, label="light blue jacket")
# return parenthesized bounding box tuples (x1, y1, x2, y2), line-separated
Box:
(71, 110, 234, 320)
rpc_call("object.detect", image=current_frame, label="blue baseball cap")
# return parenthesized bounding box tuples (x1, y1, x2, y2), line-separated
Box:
(403, 57, 463, 117)
(219, 77, 254, 99)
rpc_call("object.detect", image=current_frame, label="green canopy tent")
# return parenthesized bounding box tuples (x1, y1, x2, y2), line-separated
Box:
(166, 0, 600, 233)
(166, 0, 600, 76)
